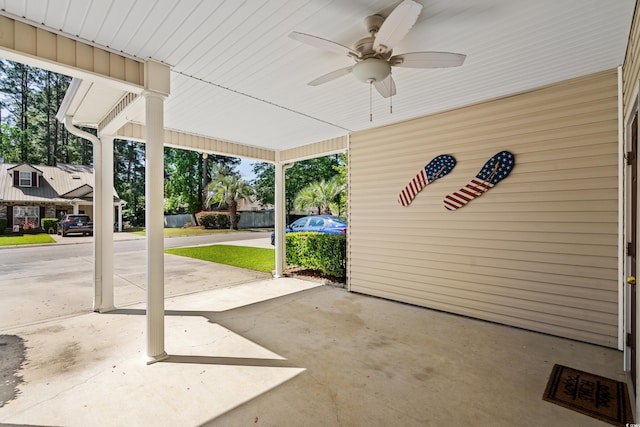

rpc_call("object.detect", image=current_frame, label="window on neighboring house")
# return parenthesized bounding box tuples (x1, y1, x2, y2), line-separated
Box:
(19, 171, 32, 187)
(13, 206, 39, 228)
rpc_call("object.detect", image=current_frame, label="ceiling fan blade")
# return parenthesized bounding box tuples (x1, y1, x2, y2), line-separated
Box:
(373, 74, 397, 98)
(289, 31, 361, 58)
(308, 66, 354, 86)
(373, 0, 423, 54)
(390, 52, 466, 68)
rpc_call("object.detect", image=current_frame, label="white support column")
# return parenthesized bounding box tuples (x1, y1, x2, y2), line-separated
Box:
(118, 204, 123, 232)
(100, 135, 115, 312)
(73, 204, 79, 214)
(93, 142, 102, 311)
(274, 153, 286, 277)
(138, 59, 170, 364)
(145, 90, 168, 364)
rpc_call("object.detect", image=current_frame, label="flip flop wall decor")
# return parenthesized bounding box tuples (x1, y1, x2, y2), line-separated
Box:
(398, 154, 457, 206)
(443, 150, 515, 211)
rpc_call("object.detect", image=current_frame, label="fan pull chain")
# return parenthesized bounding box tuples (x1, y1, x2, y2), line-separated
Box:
(369, 80, 373, 122)
(389, 70, 393, 115)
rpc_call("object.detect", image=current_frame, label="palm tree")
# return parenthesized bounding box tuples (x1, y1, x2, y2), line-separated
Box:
(294, 176, 344, 215)
(205, 173, 254, 230)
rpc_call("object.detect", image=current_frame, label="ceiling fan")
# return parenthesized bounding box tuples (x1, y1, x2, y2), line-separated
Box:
(289, 0, 466, 103)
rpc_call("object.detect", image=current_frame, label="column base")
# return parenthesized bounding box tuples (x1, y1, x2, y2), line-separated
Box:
(145, 351, 169, 365)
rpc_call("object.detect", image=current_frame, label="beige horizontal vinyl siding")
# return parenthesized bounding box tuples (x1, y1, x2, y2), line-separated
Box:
(348, 69, 619, 347)
(279, 136, 348, 163)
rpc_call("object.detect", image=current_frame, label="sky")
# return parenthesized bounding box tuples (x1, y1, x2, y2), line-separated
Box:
(237, 158, 257, 181)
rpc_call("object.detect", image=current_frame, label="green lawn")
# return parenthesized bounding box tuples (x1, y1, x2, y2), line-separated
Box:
(0, 234, 56, 246)
(165, 244, 275, 273)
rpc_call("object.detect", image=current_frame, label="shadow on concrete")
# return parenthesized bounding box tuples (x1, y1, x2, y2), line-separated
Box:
(164, 355, 295, 367)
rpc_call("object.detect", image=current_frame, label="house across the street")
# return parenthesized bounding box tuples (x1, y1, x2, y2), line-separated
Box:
(0, 161, 124, 232)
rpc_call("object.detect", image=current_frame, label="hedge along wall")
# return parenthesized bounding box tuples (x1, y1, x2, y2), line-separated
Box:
(195, 211, 233, 229)
(286, 232, 346, 278)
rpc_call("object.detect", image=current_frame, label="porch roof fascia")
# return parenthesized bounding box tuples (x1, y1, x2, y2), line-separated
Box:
(58, 79, 347, 165)
(0, 15, 144, 93)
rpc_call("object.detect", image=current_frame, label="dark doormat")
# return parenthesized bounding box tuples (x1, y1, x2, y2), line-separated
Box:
(543, 364, 634, 426)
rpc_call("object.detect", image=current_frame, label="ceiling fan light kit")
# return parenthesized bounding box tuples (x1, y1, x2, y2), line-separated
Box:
(289, 0, 466, 120)
(352, 58, 391, 83)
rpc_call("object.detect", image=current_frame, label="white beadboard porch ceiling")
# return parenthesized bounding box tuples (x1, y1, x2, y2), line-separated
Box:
(0, 0, 635, 151)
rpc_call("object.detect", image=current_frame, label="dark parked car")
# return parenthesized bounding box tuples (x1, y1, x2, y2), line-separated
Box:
(57, 214, 93, 237)
(271, 215, 347, 245)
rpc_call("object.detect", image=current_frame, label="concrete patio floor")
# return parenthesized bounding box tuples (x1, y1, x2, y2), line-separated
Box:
(0, 231, 628, 426)
(0, 275, 626, 426)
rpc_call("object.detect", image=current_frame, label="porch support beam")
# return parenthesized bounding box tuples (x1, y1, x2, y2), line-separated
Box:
(144, 60, 170, 365)
(274, 152, 287, 277)
(117, 203, 123, 232)
(115, 122, 276, 163)
(99, 93, 141, 134)
(0, 14, 144, 91)
(92, 139, 103, 311)
(99, 134, 115, 312)
(278, 136, 347, 163)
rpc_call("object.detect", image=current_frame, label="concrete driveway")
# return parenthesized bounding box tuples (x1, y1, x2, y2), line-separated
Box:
(0, 233, 273, 329)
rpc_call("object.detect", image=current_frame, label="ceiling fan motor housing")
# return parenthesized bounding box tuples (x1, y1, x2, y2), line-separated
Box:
(365, 14, 385, 35)
(352, 58, 391, 83)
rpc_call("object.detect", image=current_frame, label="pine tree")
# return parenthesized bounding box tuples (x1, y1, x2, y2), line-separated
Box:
(0, 60, 34, 162)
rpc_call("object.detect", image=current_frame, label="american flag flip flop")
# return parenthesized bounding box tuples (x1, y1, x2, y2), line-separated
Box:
(398, 154, 457, 206)
(443, 150, 515, 211)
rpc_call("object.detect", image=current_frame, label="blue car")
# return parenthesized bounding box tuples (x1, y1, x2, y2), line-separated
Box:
(271, 215, 347, 245)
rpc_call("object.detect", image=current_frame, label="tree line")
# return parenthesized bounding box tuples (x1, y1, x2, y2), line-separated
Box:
(0, 59, 345, 226)
(0, 60, 91, 165)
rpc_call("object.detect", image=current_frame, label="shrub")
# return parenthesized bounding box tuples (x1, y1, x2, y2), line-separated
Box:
(41, 218, 59, 233)
(195, 211, 233, 229)
(286, 232, 346, 278)
(0, 218, 7, 234)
